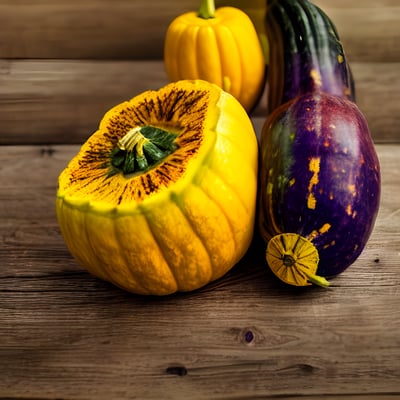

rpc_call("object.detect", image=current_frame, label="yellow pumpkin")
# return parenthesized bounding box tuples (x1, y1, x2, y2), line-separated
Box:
(164, 0, 265, 112)
(56, 80, 258, 296)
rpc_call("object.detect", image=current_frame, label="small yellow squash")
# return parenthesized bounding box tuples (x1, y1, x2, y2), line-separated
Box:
(164, 0, 265, 112)
(56, 80, 258, 296)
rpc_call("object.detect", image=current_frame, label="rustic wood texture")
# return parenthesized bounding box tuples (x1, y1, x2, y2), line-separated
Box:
(0, 0, 399, 62)
(313, 1, 400, 62)
(0, 143, 399, 399)
(0, 0, 198, 60)
(1, 0, 399, 144)
(1, 59, 399, 145)
(1, 1, 399, 398)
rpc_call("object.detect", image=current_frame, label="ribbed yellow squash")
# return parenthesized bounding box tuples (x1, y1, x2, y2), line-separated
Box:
(216, 0, 269, 63)
(56, 80, 258, 296)
(164, 0, 265, 112)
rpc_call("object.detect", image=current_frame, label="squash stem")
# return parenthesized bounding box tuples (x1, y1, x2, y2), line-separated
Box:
(109, 126, 178, 176)
(118, 127, 141, 151)
(304, 272, 330, 288)
(198, 0, 215, 19)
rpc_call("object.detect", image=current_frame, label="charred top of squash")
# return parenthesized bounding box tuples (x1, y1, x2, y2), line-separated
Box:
(57, 80, 222, 207)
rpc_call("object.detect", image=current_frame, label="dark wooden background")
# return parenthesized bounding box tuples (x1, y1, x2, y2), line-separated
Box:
(0, 0, 399, 144)
(1, 1, 399, 399)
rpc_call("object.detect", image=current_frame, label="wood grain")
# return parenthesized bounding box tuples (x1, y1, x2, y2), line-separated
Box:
(0, 0, 399, 62)
(0, 144, 399, 399)
(0, 60, 169, 144)
(1, 2, 399, 398)
(0, 0, 198, 60)
(312, 4, 400, 62)
(1, 60, 399, 145)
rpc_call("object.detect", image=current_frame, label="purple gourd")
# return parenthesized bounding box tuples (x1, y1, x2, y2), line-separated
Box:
(265, 0, 356, 113)
(258, 0, 380, 287)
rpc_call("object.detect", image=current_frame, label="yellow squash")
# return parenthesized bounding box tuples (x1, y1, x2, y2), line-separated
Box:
(216, 0, 269, 63)
(56, 80, 258, 296)
(164, 0, 265, 112)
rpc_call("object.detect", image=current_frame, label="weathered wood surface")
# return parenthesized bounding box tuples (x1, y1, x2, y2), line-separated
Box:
(0, 143, 399, 399)
(0, 0, 399, 61)
(1, 1, 399, 398)
(1, 59, 399, 144)
(313, 1, 400, 62)
(1, 0, 399, 144)
(0, 0, 198, 60)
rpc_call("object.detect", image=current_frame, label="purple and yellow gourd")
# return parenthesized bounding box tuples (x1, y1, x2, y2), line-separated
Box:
(258, 0, 381, 287)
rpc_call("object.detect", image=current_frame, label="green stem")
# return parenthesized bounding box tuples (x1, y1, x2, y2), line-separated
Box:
(305, 272, 330, 288)
(109, 126, 178, 176)
(198, 0, 215, 19)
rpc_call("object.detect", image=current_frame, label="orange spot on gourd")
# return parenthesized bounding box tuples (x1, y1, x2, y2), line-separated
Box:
(307, 157, 320, 209)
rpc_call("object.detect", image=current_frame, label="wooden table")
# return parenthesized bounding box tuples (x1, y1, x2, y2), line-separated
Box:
(1, 1, 399, 399)
(1, 143, 399, 400)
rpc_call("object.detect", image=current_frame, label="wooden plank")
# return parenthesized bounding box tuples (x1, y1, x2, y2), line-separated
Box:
(0, 143, 399, 399)
(0, 0, 399, 62)
(1, 60, 399, 145)
(315, 0, 400, 6)
(353, 64, 400, 143)
(0, 0, 198, 59)
(2, 143, 397, 272)
(0, 60, 169, 144)
(312, 5, 400, 62)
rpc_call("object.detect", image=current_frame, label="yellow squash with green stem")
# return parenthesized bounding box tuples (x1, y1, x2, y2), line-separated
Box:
(56, 80, 258, 295)
(164, 0, 265, 112)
